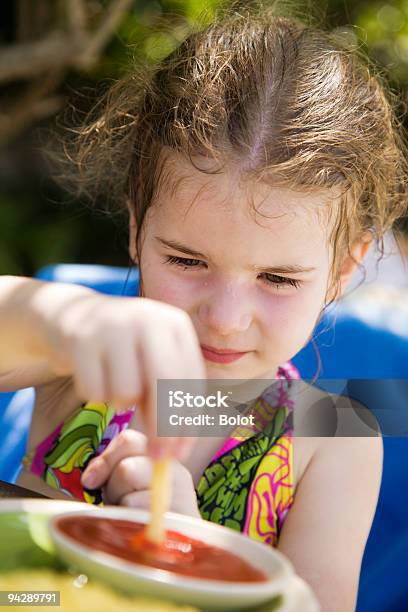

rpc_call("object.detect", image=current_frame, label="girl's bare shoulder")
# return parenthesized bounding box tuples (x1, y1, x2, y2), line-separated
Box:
(29, 377, 81, 449)
(292, 380, 381, 486)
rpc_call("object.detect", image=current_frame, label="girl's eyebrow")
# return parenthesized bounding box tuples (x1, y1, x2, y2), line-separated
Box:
(155, 237, 316, 274)
(156, 237, 206, 260)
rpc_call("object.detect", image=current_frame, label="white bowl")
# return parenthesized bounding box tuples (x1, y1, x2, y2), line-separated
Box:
(0, 498, 91, 515)
(50, 506, 295, 610)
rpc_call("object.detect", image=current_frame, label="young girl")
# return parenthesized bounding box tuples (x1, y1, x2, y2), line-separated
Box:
(1, 6, 407, 610)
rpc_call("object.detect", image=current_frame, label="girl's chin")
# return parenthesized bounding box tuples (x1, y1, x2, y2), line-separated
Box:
(204, 361, 259, 381)
(204, 364, 244, 379)
(204, 361, 279, 382)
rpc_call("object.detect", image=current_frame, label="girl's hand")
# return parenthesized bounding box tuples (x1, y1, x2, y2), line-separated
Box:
(81, 430, 201, 518)
(0, 278, 205, 459)
(33, 284, 206, 460)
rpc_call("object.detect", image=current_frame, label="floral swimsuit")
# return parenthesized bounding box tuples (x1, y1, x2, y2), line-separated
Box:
(22, 361, 300, 546)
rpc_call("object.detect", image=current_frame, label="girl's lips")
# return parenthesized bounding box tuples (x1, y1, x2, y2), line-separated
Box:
(200, 345, 249, 364)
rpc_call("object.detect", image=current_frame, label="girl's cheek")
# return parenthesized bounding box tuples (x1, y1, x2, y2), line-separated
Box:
(256, 285, 311, 325)
(259, 285, 327, 354)
(141, 265, 201, 311)
(260, 293, 294, 324)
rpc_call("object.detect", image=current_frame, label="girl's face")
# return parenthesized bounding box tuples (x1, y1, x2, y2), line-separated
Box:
(133, 155, 339, 381)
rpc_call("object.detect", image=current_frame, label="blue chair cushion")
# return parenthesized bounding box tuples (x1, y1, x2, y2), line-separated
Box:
(36, 264, 139, 297)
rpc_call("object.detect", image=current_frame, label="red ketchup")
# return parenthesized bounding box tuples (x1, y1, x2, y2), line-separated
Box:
(57, 516, 267, 583)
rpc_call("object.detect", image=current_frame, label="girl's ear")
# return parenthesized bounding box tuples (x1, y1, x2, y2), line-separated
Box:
(327, 232, 372, 303)
(336, 232, 372, 298)
(128, 206, 138, 264)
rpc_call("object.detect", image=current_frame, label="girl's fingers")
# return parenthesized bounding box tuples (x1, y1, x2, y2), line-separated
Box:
(105, 337, 143, 408)
(174, 321, 206, 381)
(172, 436, 195, 462)
(138, 327, 203, 460)
(81, 429, 147, 489)
(137, 336, 168, 455)
(119, 490, 151, 510)
(72, 305, 206, 462)
(103, 456, 153, 504)
(147, 436, 194, 462)
(119, 482, 201, 518)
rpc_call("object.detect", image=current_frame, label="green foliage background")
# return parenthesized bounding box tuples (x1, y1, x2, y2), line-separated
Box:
(0, 0, 407, 276)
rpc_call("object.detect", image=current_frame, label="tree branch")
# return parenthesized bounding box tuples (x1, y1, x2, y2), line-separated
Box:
(0, 96, 63, 147)
(75, 0, 134, 69)
(0, 35, 77, 85)
(0, 70, 65, 146)
(0, 0, 135, 143)
(67, 0, 88, 46)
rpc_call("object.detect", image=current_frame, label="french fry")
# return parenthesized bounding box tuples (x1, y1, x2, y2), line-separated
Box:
(146, 457, 171, 545)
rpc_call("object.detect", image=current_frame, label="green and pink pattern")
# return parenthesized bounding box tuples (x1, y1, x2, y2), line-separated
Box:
(23, 403, 134, 504)
(196, 362, 299, 546)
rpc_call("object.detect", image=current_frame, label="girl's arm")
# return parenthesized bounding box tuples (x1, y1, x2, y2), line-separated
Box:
(0, 275, 95, 389)
(278, 435, 383, 612)
(0, 275, 206, 459)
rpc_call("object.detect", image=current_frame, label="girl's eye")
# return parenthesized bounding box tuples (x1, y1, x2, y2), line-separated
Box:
(165, 256, 205, 268)
(165, 256, 301, 289)
(260, 273, 301, 290)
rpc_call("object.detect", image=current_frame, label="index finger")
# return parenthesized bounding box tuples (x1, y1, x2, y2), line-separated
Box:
(81, 429, 146, 489)
(137, 330, 205, 460)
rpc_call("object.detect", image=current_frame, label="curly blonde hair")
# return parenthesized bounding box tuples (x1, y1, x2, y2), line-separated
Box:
(60, 3, 408, 303)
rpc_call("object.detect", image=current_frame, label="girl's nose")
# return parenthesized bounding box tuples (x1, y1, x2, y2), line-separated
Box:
(198, 284, 253, 335)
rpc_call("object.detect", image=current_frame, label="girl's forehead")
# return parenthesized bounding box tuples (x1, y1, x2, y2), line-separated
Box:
(151, 157, 337, 242)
